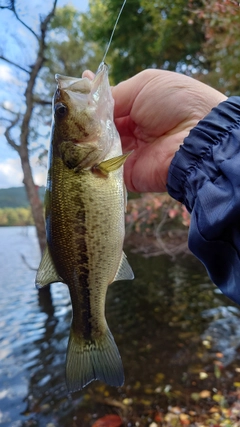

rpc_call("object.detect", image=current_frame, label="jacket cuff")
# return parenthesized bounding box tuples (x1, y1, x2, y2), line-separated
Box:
(167, 97, 240, 304)
(167, 97, 240, 212)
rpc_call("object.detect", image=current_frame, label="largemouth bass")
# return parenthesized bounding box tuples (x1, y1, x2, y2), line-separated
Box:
(35, 63, 134, 393)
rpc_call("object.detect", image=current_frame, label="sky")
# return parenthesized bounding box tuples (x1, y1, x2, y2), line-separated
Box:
(0, 0, 89, 189)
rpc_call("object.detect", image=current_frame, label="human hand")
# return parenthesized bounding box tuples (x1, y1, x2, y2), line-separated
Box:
(83, 69, 227, 193)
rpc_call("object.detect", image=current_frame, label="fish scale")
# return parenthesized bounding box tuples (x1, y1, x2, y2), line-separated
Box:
(49, 160, 125, 333)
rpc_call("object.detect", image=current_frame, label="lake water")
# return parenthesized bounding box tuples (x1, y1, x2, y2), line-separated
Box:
(1, 226, 240, 427)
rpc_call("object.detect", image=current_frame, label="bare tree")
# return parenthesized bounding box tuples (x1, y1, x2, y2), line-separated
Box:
(0, 0, 57, 254)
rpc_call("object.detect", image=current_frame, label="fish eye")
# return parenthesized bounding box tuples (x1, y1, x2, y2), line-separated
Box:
(55, 103, 68, 118)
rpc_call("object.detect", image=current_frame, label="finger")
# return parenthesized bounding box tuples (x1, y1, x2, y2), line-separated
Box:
(82, 70, 95, 80)
(114, 116, 136, 136)
(114, 116, 140, 153)
(124, 141, 169, 193)
(123, 145, 161, 193)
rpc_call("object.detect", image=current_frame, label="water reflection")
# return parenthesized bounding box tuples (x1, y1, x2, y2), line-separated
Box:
(1, 227, 240, 426)
(202, 306, 240, 366)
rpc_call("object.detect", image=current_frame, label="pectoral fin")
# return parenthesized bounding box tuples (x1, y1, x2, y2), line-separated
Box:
(35, 245, 62, 289)
(113, 251, 134, 282)
(92, 152, 132, 178)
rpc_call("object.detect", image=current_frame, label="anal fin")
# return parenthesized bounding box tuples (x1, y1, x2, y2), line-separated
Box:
(113, 251, 134, 282)
(35, 244, 62, 289)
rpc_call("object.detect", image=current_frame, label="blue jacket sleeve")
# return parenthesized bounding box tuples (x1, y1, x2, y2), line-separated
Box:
(167, 97, 240, 304)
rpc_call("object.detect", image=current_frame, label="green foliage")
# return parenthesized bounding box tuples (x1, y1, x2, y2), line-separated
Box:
(41, 5, 103, 92)
(81, 0, 205, 83)
(0, 207, 34, 226)
(40, 1, 240, 94)
(0, 187, 38, 225)
(33, 0, 240, 174)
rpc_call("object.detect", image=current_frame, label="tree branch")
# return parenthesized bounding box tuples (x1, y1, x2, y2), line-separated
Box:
(33, 97, 52, 106)
(21, 0, 58, 148)
(0, 0, 56, 257)
(40, 0, 58, 33)
(0, 55, 31, 74)
(1, 103, 18, 116)
(0, 1, 39, 40)
(4, 114, 21, 152)
(0, 3, 12, 10)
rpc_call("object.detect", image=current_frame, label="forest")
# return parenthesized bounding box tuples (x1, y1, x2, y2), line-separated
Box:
(0, 0, 239, 252)
(0, 186, 44, 226)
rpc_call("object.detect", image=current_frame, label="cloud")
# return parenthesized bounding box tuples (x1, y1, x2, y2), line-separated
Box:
(2, 100, 14, 111)
(0, 157, 47, 189)
(31, 155, 47, 187)
(0, 64, 22, 87)
(33, 170, 47, 186)
(0, 64, 13, 82)
(0, 158, 23, 188)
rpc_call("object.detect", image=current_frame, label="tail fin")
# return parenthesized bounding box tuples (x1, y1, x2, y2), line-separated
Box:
(66, 326, 124, 393)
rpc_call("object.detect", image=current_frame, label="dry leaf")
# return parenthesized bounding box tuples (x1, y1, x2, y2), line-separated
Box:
(199, 390, 211, 399)
(92, 414, 122, 427)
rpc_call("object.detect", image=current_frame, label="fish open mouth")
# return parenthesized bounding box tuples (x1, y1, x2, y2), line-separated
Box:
(55, 63, 108, 96)
(55, 75, 91, 94)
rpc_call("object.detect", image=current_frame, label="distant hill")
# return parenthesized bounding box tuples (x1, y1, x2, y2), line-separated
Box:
(0, 186, 45, 208)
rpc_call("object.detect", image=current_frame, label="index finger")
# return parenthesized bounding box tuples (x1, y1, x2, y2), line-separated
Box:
(82, 70, 95, 80)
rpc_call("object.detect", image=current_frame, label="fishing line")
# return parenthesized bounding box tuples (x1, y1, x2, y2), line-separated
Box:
(101, 0, 127, 65)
